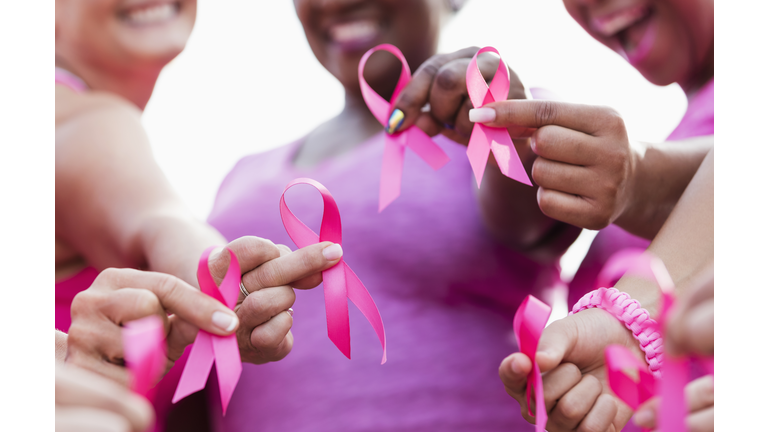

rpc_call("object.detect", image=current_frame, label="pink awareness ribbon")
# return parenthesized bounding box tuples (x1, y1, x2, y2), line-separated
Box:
(280, 178, 387, 364)
(122, 315, 166, 401)
(512, 295, 552, 432)
(358, 44, 450, 212)
(597, 249, 711, 432)
(173, 247, 242, 415)
(466, 47, 532, 187)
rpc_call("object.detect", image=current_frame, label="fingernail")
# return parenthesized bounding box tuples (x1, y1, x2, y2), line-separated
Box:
(469, 107, 496, 123)
(633, 408, 654, 426)
(286, 308, 294, 317)
(323, 243, 343, 261)
(212, 311, 238, 332)
(386, 109, 405, 135)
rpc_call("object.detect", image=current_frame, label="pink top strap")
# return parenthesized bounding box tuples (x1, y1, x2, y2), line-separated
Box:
(55, 67, 88, 93)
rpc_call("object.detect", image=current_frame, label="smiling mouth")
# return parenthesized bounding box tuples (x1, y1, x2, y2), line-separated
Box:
(328, 19, 379, 47)
(119, 1, 181, 26)
(591, 5, 652, 48)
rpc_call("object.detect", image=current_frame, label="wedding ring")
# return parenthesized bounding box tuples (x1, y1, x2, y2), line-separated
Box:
(239, 280, 249, 298)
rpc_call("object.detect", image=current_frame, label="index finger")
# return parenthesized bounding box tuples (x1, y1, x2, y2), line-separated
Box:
(241, 242, 343, 293)
(388, 47, 480, 134)
(99, 268, 239, 337)
(499, 352, 533, 397)
(470, 99, 618, 136)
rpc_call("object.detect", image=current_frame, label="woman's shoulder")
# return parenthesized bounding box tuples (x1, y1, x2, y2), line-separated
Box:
(56, 87, 141, 129)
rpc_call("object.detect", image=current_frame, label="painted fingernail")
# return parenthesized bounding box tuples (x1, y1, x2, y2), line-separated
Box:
(212, 311, 238, 332)
(323, 243, 343, 261)
(469, 107, 496, 123)
(633, 408, 654, 426)
(386, 109, 405, 135)
(286, 308, 294, 317)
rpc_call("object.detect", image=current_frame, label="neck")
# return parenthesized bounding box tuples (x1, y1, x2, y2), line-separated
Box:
(340, 90, 381, 131)
(55, 56, 161, 110)
(679, 43, 714, 100)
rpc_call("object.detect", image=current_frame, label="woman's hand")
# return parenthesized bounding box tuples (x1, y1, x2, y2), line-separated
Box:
(499, 309, 642, 432)
(67, 268, 241, 385)
(56, 361, 153, 432)
(387, 46, 527, 144)
(207, 236, 343, 364)
(633, 375, 714, 432)
(470, 100, 638, 232)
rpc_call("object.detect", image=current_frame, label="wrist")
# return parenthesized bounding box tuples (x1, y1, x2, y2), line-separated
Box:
(571, 287, 663, 376)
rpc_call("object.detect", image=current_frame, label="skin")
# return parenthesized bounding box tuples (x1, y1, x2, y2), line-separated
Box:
(474, 100, 712, 238)
(293, 0, 580, 262)
(56, 361, 154, 432)
(466, 0, 714, 239)
(499, 148, 713, 432)
(633, 263, 714, 431)
(55, 0, 340, 365)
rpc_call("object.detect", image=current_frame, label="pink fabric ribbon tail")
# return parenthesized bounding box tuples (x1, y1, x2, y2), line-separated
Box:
(465, 46, 532, 187)
(172, 247, 242, 415)
(123, 315, 167, 401)
(596, 249, 695, 432)
(280, 178, 387, 364)
(358, 43, 450, 212)
(512, 295, 552, 432)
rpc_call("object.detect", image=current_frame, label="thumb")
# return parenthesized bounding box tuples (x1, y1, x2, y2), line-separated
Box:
(534, 317, 578, 373)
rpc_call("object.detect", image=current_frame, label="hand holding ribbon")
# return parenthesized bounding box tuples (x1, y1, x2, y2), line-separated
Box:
(359, 43, 450, 211)
(466, 47, 532, 187)
(597, 249, 711, 432)
(512, 295, 552, 432)
(173, 247, 242, 415)
(280, 178, 387, 363)
(122, 315, 166, 401)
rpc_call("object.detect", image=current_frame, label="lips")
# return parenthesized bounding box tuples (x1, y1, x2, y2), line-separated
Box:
(327, 19, 380, 51)
(119, 1, 180, 26)
(591, 5, 651, 38)
(590, 4, 656, 63)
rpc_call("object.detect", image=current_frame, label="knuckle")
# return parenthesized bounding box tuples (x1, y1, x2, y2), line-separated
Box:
(96, 267, 122, 284)
(534, 101, 558, 126)
(417, 58, 442, 80)
(557, 397, 584, 422)
(434, 65, 463, 91)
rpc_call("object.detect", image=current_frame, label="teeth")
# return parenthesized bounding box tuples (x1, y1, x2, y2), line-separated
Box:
(329, 20, 377, 43)
(592, 6, 649, 37)
(124, 3, 177, 25)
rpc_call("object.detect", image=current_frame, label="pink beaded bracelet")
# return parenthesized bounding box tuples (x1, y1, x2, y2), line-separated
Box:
(570, 287, 663, 377)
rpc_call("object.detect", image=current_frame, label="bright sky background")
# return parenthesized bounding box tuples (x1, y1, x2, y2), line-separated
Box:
(142, 0, 689, 316)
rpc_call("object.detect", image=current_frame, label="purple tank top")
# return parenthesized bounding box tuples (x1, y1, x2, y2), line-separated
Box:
(567, 79, 715, 307)
(207, 133, 563, 431)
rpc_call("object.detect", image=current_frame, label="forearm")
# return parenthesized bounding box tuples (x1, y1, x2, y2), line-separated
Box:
(478, 139, 582, 262)
(137, 210, 226, 288)
(616, 148, 714, 314)
(616, 136, 713, 239)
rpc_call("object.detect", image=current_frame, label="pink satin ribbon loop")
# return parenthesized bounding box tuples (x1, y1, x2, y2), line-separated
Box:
(173, 247, 242, 415)
(605, 345, 655, 410)
(466, 46, 532, 187)
(358, 43, 450, 211)
(280, 178, 387, 364)
(123, 315, 166, 401)
(512, 295, 552, 432)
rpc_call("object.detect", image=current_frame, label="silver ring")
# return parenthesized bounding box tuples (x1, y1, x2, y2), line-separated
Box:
(239, 280, 249, 298)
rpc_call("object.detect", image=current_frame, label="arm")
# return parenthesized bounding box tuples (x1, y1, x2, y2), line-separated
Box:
(388, 48, 578, 261)
(474, 100, 713, 240)
(55, 94, 223, 286)
(499, 148, 714, 432)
